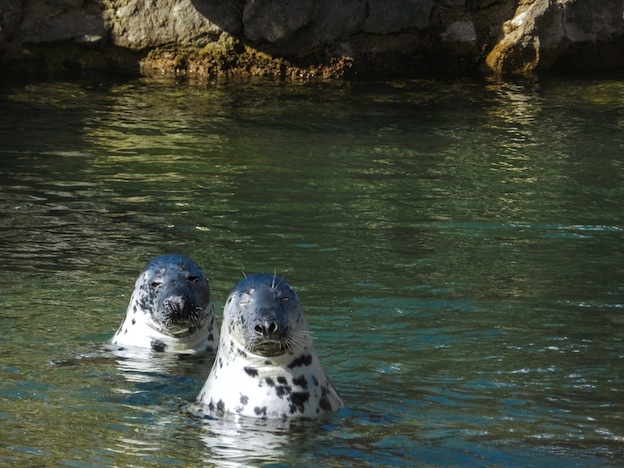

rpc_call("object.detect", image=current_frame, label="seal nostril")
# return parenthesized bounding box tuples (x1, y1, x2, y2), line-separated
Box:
(255, 322, 278, 336)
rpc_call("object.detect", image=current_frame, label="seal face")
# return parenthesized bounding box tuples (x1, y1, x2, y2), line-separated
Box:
(197, 274, 344, 418)
(111, 254, 219, 353)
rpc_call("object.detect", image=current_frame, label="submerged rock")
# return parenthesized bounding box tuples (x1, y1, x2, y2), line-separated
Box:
(1, 0, 623, 79)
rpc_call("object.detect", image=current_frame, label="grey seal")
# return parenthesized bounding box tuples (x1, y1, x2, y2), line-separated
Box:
(111, 254, 219, 353)
(197, 273, 344, 418)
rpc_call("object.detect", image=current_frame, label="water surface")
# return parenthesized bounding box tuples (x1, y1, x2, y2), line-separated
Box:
(0, 74, 623, 466)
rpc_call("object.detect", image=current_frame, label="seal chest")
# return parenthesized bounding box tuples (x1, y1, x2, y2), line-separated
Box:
(111, 254, 219, 353)
(197, 274, 344, 418)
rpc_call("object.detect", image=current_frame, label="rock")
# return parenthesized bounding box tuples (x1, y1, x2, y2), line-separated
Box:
(1, 0, 623, 78)
(109, 0, 223, 49)
(189, 0, 245, 36)
(243, 0, 314, 44)
(242, 0, 315, 44)
(312, 0, 367, 45)
(485, 0, 624, 74)
(0, 0, 22, 49)
(441, 21, 477, 45)
(362, 0, 435, 34)
(15, 1, 105, 45)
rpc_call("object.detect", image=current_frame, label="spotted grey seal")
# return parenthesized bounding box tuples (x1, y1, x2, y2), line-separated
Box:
(197, 273, 344, 418)
(111, 254, 219, 353)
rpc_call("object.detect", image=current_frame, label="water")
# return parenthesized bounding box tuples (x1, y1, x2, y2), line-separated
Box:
(1, 74, 623, 466)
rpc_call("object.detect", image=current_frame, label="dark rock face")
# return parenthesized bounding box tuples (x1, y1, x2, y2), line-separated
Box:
(242, 0, 315, 44)
(362, 0, 435, 34)
(1, 0, 623, 78)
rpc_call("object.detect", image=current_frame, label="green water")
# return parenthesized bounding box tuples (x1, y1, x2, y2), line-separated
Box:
(0, 75, 623, 466)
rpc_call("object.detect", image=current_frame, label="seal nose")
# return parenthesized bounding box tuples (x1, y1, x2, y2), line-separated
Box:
(254, 321, 278, 336)
(163, 296, 193, 321)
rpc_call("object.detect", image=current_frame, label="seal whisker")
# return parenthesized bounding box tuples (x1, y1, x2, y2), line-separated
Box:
(283, 332, 312, 354)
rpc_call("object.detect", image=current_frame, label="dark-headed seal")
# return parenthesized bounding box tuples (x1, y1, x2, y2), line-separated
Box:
(111, 254, 219, 353)
(197, 274, 344, 418)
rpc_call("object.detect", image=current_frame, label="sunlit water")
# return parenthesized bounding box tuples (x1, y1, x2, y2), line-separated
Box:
(1, 74, 623, 466)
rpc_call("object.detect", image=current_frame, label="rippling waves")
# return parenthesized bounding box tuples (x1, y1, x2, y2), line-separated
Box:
(0, 75, 623, 466)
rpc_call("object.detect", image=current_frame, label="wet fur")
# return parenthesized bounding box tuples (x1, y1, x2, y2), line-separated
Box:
(197, 273, 343, 418)
(111, 254, 219, 353)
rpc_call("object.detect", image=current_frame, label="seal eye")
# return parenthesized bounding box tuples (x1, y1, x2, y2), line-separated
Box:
(150, 280, 162, 288)
(188, 276, 199, 283)
(280, 297, 290, 303)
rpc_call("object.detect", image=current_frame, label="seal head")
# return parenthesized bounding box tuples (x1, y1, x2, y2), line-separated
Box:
(197, 273, 344, 418)
(111, 254, 219, 353)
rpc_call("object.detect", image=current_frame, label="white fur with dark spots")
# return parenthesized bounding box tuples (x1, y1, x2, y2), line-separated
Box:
(111, 254, 219, 354)
(197, 273, 343, 418)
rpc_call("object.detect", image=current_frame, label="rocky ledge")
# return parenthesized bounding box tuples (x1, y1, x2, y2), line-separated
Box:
(1, 0, 623, 79)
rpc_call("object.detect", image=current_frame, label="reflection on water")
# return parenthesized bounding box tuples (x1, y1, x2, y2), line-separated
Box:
(199, 411, 328, 467)
(0, 74, 623, 466)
